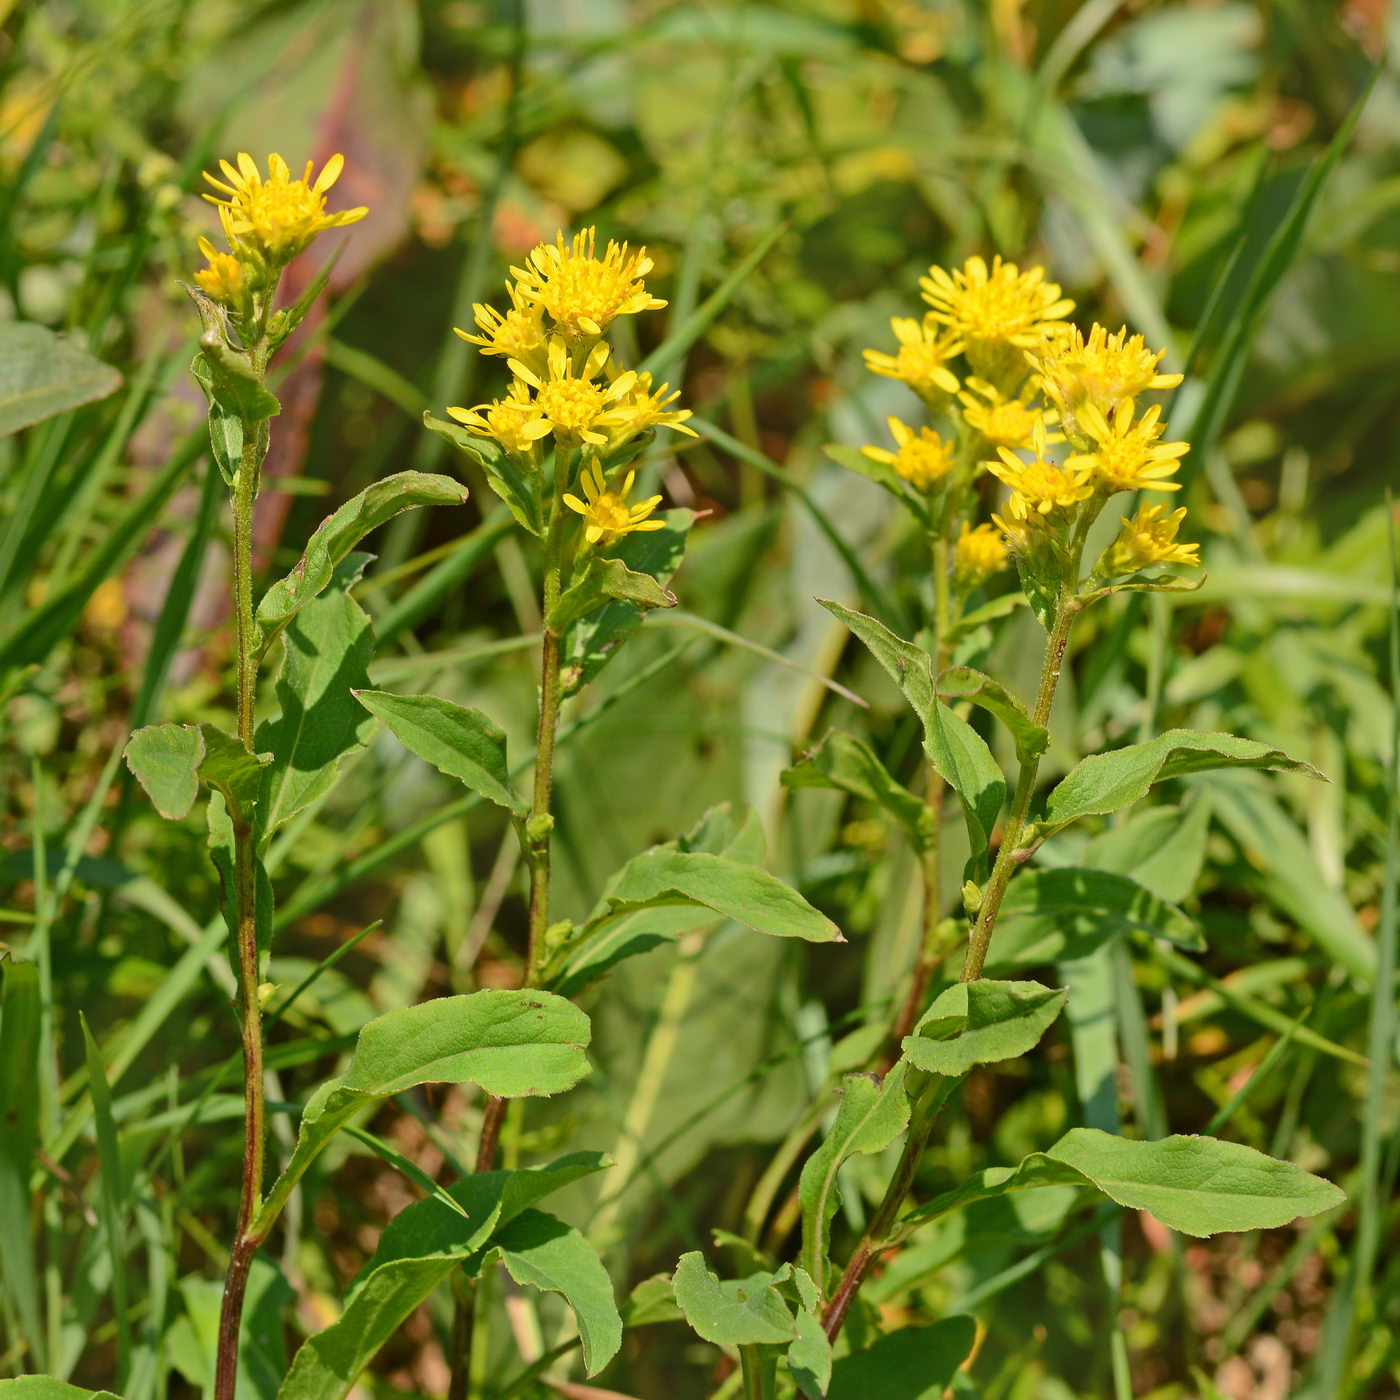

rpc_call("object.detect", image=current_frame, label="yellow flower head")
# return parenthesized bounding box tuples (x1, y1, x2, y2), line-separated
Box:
(1104, 504, 1200, 574)
(446, 382, 543, 456)
(952, 520, 1009, 589)
(1066, 400, 1188, 495)
(512, 227, 666, 340)
(957, 377, 1059, 452)
(920, 255, 1073, 384)
(564, 460, 665, 545)
(1027, 322, 1182, 436)
(193, 236, 246, 307)
(455, 282, 548, 375)
(862, 317, 962, 404)
(862, 416, 956, 491)
(604, 369, 698, 452)
(202, 152, 368, 267)
(510, 338, 638, 447)
(987, 425, 1093, 518)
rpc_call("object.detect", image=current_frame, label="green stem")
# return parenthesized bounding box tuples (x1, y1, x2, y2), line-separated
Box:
(739, 1345, 774, 1400)
(213, 425, 268, 1400)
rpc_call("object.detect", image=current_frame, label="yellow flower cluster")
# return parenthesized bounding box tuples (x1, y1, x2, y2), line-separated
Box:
(447, 227, 694, 547)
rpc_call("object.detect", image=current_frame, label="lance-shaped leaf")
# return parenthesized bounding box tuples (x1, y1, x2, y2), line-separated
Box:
(423, 413, 542, 536)
(125, 722, 267, 825)
(257, 555, 375, 841)
(899, 1128, 1345, 1240)
(782, 731, 928, 851)
(901, 980, 1067, 1077)
(0, 321, 122, 437)
(821, 601, 1005, 875)
(1044, 729, 1325, 834)
(0, 963, 42, 1356)
(799, 1064, 911, 1293)
(280, 1156, 611, 1399)
(827, 1318, 977, 1400)
(0, 1382, 124, 1400)
(257, 472, 468, 639)
(938, 665, 1047, 762)
(823, 444, 922, 513)
(258, 990, 591, 1230)
(548, 555, 677, 635)
(672, 1253, 796, 1347)
(354, 689, 527, 818)
(1079, 571, 1206, 606)
(190, 350, 279, 485)
(562, 508, 692, 695)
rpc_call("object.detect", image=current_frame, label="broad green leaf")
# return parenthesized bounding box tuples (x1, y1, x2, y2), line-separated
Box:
(354, 689, 527, 818)
(125, 722, 266, 824)
(1044, 729, 1324, 833)
(901, 980, 1066, 1077)
(562, 508, 692, 695)
(496, 1208, 623, 1375)
(259, 991, 591, 1229)
(1081, 799, 1210, 905)
(0, 963, 42, 1362)
(937, 665, 1047, 762)
(190, 351, 279, 485)
(672, 1253, 795, 1346)
(823, 443, 920, 511)
(625, 1274, 686, 1326)
(789, 1308, 833, 1400)
(998, 867, 1202, 950)
(0, 1382, 122, 1399)
(821, 599, 937, 718)
(0, 321, 122, 437)
(256, 471, 468, 637)
(781, 730, 928, 851)
(900, 1128, 1345, 1239)
(827, 1317, 977, 1400)
(548, 554, 677, 634)
(281, 1156, 609, 1399)
(422, 413, 542, 536)
(257, 555, 374, 841)
(799, 1064, 911, 1293)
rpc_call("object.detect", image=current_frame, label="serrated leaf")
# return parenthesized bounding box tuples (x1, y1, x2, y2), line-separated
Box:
(422, 413, 543, 536)
(1044, 729, 1325, 834)
(548, 554, 677, 634)
(782, 730, 928, 851)
(799, 1064, 910, 1293)
(938, 665, 1047, 762)
(256, 472, 468, 638)
(258, 991, 591, 1230)
(827, 1318, 977, 1399)
(0, 321, 122, 437)
(257, 555, 375, 841)
(354, 689, 526, 818)
(124, 722, 267, 824)
(672, 1253, 796, 1347)
(901, 980, 1067, 1077)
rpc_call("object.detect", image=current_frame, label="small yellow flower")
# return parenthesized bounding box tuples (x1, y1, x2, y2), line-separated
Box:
(957, 377, 1059, 452)
(604, 369, 698, 452)
(455, 282, 549, 374)
(512, 227, 666, 340)
(510, 338, 638, 447)
(1027, 322, 1182, 435)
(952, 521, 1009, 589)
(987, 426, 1093, 518)
(921, 255, 1073, 384)
(862, 317, 962, 403)
(1066, 400, 1188, 495)
(564, 461, 665, 545)
(1104, 504, 1200, 574)
(193, 236, 246, 307)
(202, 152, 367, 268)
(447, 382, 544, 456)
(862, 416, 956, 491)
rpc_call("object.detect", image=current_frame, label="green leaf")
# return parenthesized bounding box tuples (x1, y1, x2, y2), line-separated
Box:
(948, 590, 1026, 642)
(0, 963, 42, 1364)
(1080, 571, 1205, 604)
(781, 730, 928, 851)
(0, 1382, 123, 1399)
(1081, 799, 1210, 905)
(280, 1156, 609, 1400)
(827, 1318, 977, 1400)
(190, 348, 280, 423)
(548, 554, 678, 634)
(998, 867, 1202, 950)
(422, 413, 542, 536)
(624, 1274, 686, 1327)
(257, 555, 375, 841)
(496, 1209, 623, 1375)
(900, 1128, 1345, 1239)
(256, 471, 468, 638)
(259, 991, 591, 1230)
(672, 1253, 796, 1347)
(270, 246, 343, 350)
(823, 443, 920, 511)
(0, 320, 122, 437)
(937, 665, 1047, 762)
(789, 1308, 833, 1400)
(354, 689, 527, 819)
(1044, 729, 1326, 833)
(799, 1064, 911, 1293)
(124, 722, 267, 824)
(562, 508, 692, 695)
(902, 980, 1067, 1077)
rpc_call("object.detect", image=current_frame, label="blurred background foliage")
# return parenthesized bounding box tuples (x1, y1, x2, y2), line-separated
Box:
(1, 0, 1398, 1397)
